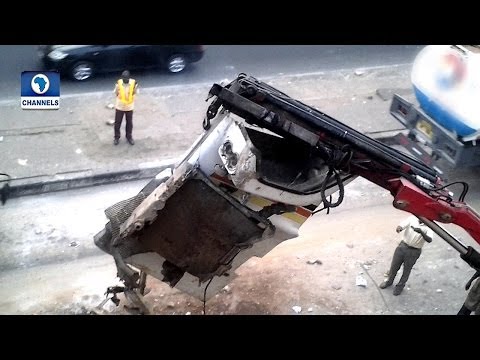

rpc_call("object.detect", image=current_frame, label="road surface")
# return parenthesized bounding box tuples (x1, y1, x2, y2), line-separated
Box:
(0, 45, 423, 100)
(0, 175, 478, 315)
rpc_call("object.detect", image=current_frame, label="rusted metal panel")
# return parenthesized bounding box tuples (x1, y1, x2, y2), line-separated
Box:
(133, 179, 264, 283)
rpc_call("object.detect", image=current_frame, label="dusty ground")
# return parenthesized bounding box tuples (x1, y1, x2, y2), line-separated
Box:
(1, 183, 475, 315)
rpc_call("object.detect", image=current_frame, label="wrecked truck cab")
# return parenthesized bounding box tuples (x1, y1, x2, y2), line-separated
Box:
(94, 73, 356, 302)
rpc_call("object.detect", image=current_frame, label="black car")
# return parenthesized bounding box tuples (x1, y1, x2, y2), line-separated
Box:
(37, 45, 205, 81)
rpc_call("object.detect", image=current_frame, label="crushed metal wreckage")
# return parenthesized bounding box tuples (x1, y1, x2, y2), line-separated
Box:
(94, 74, 355, 308)
(94, 73, 480, 313)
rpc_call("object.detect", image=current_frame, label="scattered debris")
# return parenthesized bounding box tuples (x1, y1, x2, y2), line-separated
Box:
(354, 69, 366, 76)
(106, 103, 114, 109)
(436, 289, 443, 293)
(423, 279, 428, 284)
(363, 260, 373, 266)
(292, 306, 302, 314)
(17, 159, 28, 166)
(363, 264, 371, 270)
(34, 228, 42, 235)
(223, 285, 231, 293)
(167, 302, 175, 308)
(307, 307, 313, 313)
(446, 247, 452, 251)
(106, 119, 115, 126)
(347, 243, 354, 248)
(185, 312, 191, 315)
(351, 97, 356, 101)
(75, 148, 82, 154)
(69, 110, 74, 114)
(454, 265, 460, 269)
(356, 275, 367, 287)
(69, 241, 79, 247)
(0, 136, 3, 142)
(306, 259, 323, 265)
(367, 95, 373, 100)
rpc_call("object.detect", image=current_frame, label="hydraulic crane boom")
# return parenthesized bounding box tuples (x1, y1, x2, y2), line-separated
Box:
(205, 74, 480, 270)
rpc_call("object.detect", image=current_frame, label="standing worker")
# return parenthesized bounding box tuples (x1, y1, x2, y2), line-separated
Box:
(114, 70, 138, 145)
(457, 271, 480, 315)
(380, 215, 433, 296)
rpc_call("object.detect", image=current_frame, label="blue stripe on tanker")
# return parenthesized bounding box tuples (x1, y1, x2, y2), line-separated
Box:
(413, 86, 476, 138)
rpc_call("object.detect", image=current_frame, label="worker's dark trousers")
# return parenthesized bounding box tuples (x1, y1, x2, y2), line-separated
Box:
(385, 241, 422, 288)
(462, 277, 480, 315)
(457, 304, 472, 315)
(114, 110, 133, 140)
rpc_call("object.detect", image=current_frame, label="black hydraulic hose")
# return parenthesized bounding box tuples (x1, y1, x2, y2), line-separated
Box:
(321, 168, 345, 208)
(434, 181, 469, 202)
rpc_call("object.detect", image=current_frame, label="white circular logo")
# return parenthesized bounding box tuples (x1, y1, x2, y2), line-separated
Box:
(31, 74, 50, 95)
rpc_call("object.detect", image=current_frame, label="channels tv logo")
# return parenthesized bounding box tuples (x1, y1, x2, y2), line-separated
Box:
(21, 71, 60, 109)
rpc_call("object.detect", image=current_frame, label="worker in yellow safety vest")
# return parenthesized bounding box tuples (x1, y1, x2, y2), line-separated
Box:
(113, 70, 139, 145)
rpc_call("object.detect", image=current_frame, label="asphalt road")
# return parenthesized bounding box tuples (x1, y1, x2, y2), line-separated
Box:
(0, 45, 423, 100)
